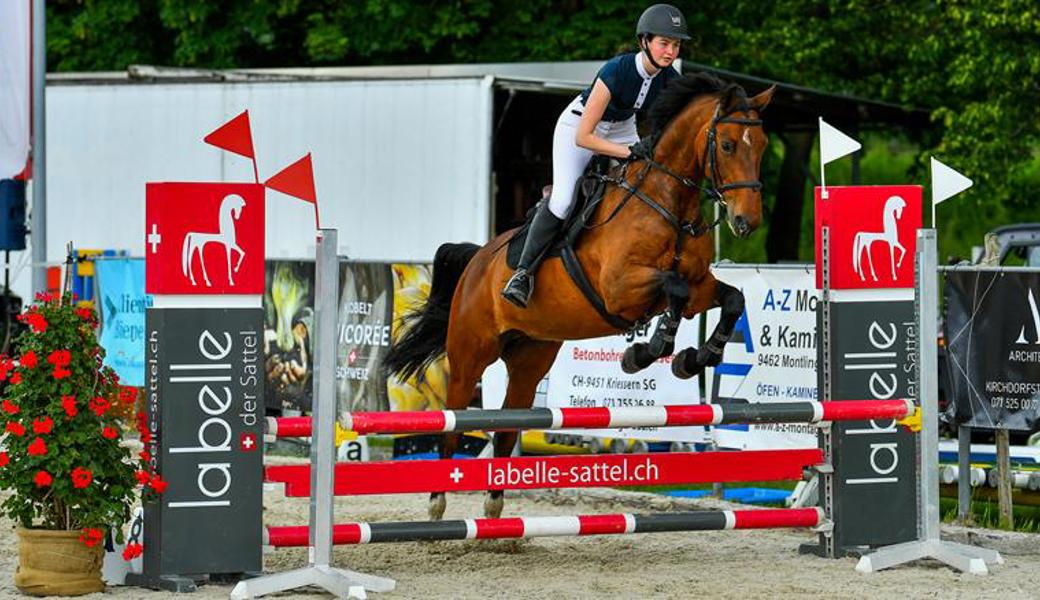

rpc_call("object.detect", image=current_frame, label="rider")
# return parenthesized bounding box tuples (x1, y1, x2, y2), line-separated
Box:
(501, 4, 690, 308)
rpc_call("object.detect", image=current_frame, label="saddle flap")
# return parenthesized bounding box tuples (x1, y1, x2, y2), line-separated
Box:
(506, 156, 617, 270)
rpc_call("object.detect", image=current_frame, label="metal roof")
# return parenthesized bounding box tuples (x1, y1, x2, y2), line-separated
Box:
(48, 60, 932, 133)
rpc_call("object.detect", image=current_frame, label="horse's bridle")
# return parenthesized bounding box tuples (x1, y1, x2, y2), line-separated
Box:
(648, 103, 764, 210)
(592, 102, 765, 239)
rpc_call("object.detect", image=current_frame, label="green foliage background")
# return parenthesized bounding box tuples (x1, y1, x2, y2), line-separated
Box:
(47, 1, 1040, 262)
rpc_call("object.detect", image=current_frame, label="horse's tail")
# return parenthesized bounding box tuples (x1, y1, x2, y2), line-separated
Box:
(383, 242, 481, 381)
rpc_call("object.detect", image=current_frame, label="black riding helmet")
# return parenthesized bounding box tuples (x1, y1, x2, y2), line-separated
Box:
(636, 4, 691, 40)
(636, 4, 690, 70)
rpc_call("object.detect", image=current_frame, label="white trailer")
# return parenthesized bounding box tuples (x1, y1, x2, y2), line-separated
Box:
(12, 61, 605, 301)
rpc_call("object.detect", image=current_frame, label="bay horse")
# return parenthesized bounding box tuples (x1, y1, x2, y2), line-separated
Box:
(385, 73, 775, 521)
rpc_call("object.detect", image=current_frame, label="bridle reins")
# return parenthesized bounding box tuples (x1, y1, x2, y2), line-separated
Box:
(590, 102, 764, 265)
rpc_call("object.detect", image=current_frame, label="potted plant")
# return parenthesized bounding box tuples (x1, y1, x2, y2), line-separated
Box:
(0, 292, 158, 596)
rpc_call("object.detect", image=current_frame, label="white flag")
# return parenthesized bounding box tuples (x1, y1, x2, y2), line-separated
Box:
(0, 1, 31, 179)
(819, 118, 861, 165)
(930, 157, 972, 206)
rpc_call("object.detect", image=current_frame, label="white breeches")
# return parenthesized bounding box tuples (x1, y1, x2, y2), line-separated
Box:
(547, 96, 639, 219)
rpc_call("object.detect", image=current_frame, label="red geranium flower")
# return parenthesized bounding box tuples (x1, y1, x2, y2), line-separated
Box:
(119, 387, 138, 406)
(148, 476, 168, 493)
(0, 451, 8, 467)
(32, 416, 53, 434)
(61, 395, 78, 417)
(140, 429, 152, 444)
(122, 542, 143, 561)
(101, 426, 119, 440)
(10, 371, 21, 385)
(18, 311, 48, 333)
(76, 307, 95, 322)
(46, 349, 71, 366)
(139, 451, 152, 462)
(134, 470, 152, 485)
(19, 350, 37, 369)
(2, 399, 19, 415)
(34, 471, 52, 487)
(89, 396, 111, 417)
(5, 421, 25, 436)
(52, 366, 72, 380)
(27, 437, 48, 456)
(71, 467, 93, 488)
(79, 528, 103, 548)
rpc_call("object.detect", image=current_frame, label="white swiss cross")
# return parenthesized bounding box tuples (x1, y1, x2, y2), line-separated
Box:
(148, 224, 162, 253)
(449, 467, 464, 484)
(242, 435, 254, 450)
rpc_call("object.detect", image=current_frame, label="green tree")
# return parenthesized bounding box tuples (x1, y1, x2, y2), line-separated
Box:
(46, 1, 1040, 260)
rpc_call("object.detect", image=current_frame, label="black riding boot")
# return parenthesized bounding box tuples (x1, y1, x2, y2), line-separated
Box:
(501, 203, 564, 308)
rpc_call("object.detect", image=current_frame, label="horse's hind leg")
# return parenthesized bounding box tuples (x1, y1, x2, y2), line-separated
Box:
(485, 338, 562, 519)
(622, 272, 688, 374)
(673, 277, 744, 379)
(429, 328, 499, 521)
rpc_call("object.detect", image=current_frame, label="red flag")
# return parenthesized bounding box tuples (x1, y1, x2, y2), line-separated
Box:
(203, 110, 255, 159)
(264, 153, 316, 204)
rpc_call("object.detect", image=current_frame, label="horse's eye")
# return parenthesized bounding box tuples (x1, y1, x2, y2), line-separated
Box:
(721, 140, 735, 153)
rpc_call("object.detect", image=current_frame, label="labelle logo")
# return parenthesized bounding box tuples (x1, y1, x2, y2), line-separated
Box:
(182, 194, 248, 287)
(853, 195, 907, 282)
(1015, 288, 1040, 345)
(814, 186, 923, 290)
(145, 182, 264, 295)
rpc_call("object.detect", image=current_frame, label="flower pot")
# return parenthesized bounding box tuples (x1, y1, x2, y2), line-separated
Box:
(13, 528, 105, 596)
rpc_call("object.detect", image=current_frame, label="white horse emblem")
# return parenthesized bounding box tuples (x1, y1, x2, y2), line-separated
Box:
(852, 195, 907, 282)
(181, 194, 247, 286)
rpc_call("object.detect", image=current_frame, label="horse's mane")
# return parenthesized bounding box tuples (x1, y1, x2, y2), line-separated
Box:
(647, 72, 749, 136)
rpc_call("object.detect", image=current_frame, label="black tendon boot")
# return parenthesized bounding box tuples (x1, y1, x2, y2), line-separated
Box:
(501, 203, 564, 308)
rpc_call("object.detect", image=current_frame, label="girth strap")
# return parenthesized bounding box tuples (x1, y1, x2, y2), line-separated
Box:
(559, 246, 635, 330)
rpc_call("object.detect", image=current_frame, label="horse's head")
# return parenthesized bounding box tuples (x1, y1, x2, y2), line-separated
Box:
(648, 75, 775, 240)
(221, 194, 247, 219)
(705, 85, 775, 238)
(886, 195, 906, 219)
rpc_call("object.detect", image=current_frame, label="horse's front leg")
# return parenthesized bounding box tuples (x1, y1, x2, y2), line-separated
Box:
(673, 277, 743, 379)
(621, 271, 688, 374)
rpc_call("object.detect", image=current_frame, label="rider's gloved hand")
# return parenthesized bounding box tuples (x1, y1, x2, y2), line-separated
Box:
(628, 140, 654, 161)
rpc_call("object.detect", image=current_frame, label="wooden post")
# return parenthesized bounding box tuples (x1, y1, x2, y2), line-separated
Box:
(995, 428, 1014, 529)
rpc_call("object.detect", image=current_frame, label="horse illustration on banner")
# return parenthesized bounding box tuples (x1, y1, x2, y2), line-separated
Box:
(181, 193, 247, 286)
(853, 195, 907, 282)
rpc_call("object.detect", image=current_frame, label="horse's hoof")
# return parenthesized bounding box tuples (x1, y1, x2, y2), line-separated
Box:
(615, 343, 640, 372)
(484, 494, 504, 519)
(429, 493, 446, 521)
(621, 343, 649, 374)
(671, 348, 699, 379)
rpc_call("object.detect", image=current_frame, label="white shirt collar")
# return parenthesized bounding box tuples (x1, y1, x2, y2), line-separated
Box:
(634, 53, 658, 80)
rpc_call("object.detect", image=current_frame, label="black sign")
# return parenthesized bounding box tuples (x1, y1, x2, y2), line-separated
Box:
(139, 308, 263, 583)
(945, 271, 1040, 431)
(337, 262, 395, 413)
(823, 300, 918, 551)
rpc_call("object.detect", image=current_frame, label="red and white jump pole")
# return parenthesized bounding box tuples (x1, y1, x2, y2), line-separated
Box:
(264, 508, 825, 548)
(266, 398, 915, 438)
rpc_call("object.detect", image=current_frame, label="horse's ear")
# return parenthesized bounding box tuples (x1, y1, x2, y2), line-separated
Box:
(750, 85, 776, 112)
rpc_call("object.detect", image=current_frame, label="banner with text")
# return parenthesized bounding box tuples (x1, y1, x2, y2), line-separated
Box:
(95, 258, 152, 386)
(705, 266, 820, 450)
(541, 314, 706, 442)
(945, 269, 1040, 431)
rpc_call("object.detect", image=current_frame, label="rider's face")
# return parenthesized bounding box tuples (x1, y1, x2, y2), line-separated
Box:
(646, 36, 681, 66)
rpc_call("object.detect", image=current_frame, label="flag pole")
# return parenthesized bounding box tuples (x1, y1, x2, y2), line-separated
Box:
(819, 117, 828, 200)
(252, 158, 259, 185)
